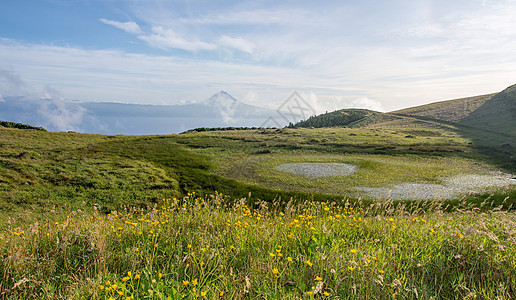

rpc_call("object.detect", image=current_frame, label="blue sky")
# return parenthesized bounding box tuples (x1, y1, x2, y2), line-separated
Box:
(1, 0, 516, 112)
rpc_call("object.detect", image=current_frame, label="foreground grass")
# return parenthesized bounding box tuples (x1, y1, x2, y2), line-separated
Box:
(1, 194, 515, 299)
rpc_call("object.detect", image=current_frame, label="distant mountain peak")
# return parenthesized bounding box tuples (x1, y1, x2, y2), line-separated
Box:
(202, 91, 238, 106)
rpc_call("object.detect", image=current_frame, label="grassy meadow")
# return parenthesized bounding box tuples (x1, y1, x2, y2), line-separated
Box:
(1, 125, 516, 299)
(3, 195, 516, 299)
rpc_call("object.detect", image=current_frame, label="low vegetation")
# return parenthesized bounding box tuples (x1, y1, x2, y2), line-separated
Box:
(0, 120, 46, 131)
(290, 109, 377, 128)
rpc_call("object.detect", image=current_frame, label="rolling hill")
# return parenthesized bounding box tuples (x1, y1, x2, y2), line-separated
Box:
(369, 84, 515, 138)
(290, 109, 378, 128)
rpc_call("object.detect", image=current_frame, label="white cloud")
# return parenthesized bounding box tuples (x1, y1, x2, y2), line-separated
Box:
(138, 26, 216, 51)
(349, 97, 385, 112)
(100, 18, 142, 34)
(218, 35, 255, 54)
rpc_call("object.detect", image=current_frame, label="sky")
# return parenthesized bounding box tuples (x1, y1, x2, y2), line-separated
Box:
(1, 0, 516, 113)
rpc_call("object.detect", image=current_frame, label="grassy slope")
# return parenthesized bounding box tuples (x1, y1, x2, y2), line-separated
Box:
(461, 84, 516, 136)
(390, 94, 495, 122)
(368, 87, 516, 172)
(0, 128, 180, 225)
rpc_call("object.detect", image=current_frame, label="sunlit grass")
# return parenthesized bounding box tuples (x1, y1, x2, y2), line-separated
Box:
(2, 194, 515, 299)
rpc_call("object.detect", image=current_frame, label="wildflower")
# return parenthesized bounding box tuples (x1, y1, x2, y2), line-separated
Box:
(188, 244, 192, 249)
(379, 270, 385, 274)
(127, 271, 132, 277)
(154, 244, 158, 248)
(287, 257, 293, 262)
(324, 291, 330, 296)
(430, 228, 435, 234)
(134, 274, 141, 280)
(315, 276, 322, 281)
(158, 273, 163, 279)
(192, 279, 198, 286)
(117, 290, 124, 296)
(99, 285, 104, 290)
(306, 291, 314, 295)
(273, 268, 279, 275)
(269, 253, 276, 258)
(220, 291, 224, 296)
(350, 249, 358, 254)
(201, 291, 207, 297)
(305, 260, 313, 267)
(122, 276, 130, 282)
(348, 266, 355, 271)
(183, 280, 189, 286)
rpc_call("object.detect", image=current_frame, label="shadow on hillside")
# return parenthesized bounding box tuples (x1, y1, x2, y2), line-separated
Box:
(388, 112, 516, 173)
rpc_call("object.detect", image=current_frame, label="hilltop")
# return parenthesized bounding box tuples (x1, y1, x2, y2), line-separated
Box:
(369, 84, 515, 137)
(290, 109, 378, 128)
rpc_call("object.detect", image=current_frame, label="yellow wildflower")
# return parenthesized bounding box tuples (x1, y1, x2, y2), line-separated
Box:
(273, 268, 279, 274)
(350, 249, 358, 254)
(201, 291, 207, 297)
(192, 278, 198, 286)
(314, 276, 322, 281)
(348, 266, 355, 271)
(134, 274, 140, 280)
(305, 260, 313, 267)
(183, 280, 189, 286)
(122, 276, 130, 282)
(287, 257, 293, 262)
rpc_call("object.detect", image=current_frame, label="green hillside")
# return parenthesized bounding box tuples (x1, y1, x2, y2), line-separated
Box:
(291, 109, 377, 128)
(367, 85, 516, 171)
(391, 93, 495, 123)
(461, 84, 516, 136)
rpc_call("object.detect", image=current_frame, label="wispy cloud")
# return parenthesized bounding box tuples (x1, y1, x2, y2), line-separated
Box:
(138, 26, 216, 51)
(218, 35, 255, 54)
(100, 18, 142, 34)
